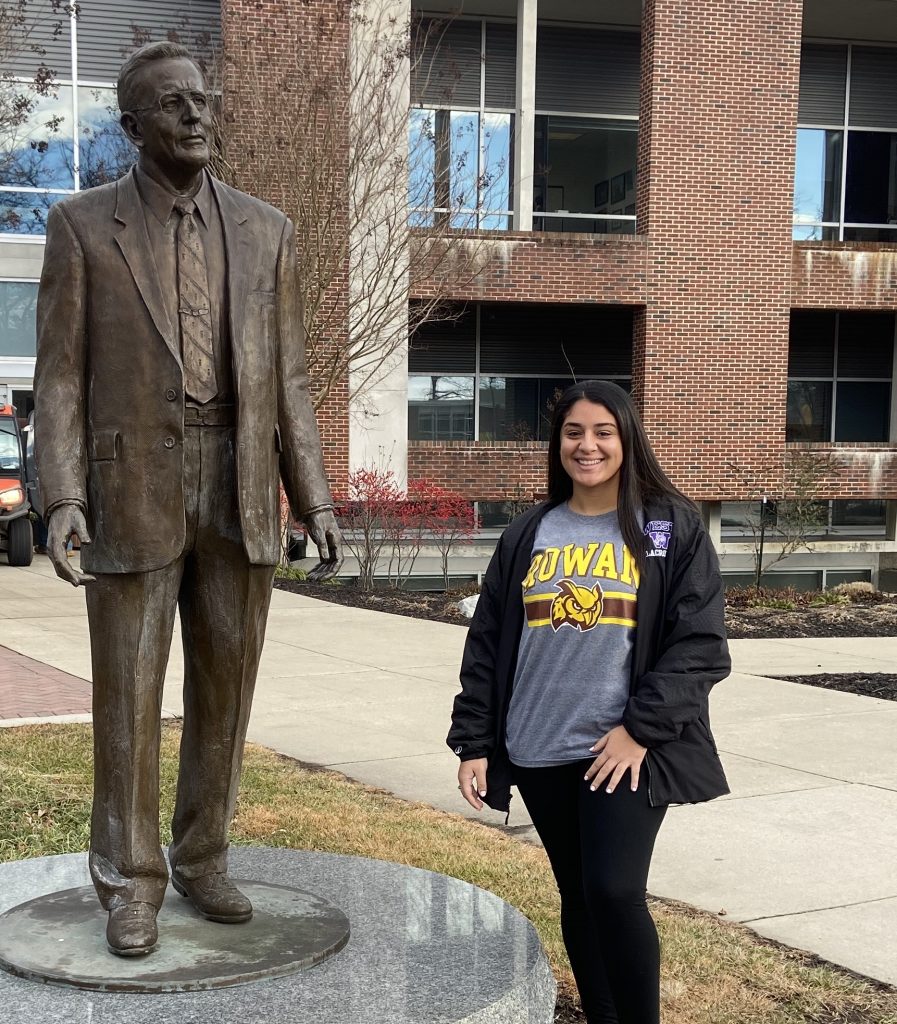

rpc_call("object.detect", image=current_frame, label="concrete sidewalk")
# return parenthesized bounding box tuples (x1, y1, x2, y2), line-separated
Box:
(1, 555, 896, 987)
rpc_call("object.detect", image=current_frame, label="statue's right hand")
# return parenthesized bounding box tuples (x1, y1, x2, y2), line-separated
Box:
(47, 505, 95, 587)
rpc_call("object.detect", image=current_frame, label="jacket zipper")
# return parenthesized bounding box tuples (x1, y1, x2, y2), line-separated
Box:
(645, 756, 655, 805)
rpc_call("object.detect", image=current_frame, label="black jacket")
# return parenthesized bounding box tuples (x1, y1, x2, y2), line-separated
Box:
(447, 499, 731, 811)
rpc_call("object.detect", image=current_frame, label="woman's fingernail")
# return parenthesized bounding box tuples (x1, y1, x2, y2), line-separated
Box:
(479, 790, 486, 797)
(606, 786, 614, 793)
(589, 784, 596, 791)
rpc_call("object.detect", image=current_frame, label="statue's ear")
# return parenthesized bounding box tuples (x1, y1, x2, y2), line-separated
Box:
(120, 111, 143, 149)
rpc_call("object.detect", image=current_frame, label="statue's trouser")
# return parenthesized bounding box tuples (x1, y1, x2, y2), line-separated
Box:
(85, 422, 275, 911)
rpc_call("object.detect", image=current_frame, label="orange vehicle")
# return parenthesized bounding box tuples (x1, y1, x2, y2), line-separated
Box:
(0, 404, 33, 566)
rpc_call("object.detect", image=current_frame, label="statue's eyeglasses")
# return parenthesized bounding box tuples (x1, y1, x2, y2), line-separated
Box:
(130, 91, 209, 117)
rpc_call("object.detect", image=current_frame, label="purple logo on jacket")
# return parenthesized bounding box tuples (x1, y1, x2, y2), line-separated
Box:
(645, 519, 672, 558)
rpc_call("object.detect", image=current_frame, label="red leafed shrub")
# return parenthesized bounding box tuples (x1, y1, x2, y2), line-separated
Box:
(408, 478, 478, 589)
(332, 470, 478, 591)
(334, 466, 404, 590)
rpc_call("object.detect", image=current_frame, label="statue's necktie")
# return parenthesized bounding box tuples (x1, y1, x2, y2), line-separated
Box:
(175, 198, 217, 404)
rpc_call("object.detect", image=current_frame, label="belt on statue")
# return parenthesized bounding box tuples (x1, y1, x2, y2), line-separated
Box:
(183, 403, 235, 426)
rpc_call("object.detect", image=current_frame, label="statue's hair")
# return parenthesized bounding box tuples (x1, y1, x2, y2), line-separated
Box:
(117, 41, 202, 113)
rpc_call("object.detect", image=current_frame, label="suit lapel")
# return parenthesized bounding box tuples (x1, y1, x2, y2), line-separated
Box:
(114, 169, 181, 370)
(210, 177, 250, 376)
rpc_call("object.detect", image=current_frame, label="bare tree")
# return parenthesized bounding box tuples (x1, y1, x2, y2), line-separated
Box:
(728, 448, 834, 585)
(217, 1, 507, 409)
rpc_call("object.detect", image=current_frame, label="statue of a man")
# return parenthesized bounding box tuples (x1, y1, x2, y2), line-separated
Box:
(33, 41, 342, 957)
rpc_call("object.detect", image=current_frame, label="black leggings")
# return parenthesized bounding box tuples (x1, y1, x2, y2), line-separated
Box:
(513, 760, 667, 1024)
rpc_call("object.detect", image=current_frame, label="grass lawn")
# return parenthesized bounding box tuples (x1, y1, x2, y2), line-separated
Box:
(0, 722, 894, 1024)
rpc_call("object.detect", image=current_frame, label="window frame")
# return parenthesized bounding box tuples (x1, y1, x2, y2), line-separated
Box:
(410, 17, 516, 230)
(787, 311, 895, 443)
(409, 303, 632, 442)
(796, 38, 897, 241)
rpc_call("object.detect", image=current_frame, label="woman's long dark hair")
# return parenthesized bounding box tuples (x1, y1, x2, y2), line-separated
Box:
(546, 380, 696, 572)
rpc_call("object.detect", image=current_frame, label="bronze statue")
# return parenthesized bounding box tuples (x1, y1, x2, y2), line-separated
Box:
(33, 41, 342, 957)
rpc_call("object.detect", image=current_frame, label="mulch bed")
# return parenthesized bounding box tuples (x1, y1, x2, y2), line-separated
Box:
(771, 673, 897, 702)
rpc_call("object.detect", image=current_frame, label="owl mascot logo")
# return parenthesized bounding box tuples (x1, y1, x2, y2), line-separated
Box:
(550, 579, 604, 632)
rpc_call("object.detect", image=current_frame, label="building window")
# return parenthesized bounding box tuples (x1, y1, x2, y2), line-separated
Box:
(533, 117, 637, 235)
(722, 499, 885, 538)
(408, 302, 633, 441)
(533, 26, 639, 235)
(0, 281, 38, 357)
(410, 19, 515, 229)
(0, 2, 220, 237)
(795, 44, 897, 241)
(787, 311, 893, 442)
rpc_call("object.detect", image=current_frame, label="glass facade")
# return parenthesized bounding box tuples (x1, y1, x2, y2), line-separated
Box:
(533, 117, 637, 234)
(408, 302, 633, 442)
(0, 282, 39, 357)
(795, 44, 897, 241)
(0, 4, 220, 236)
(410, 18, 640, 233)
(787, 311, 893, 443)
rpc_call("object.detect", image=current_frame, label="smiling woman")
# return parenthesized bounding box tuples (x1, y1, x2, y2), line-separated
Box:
(449, 379, 731, 1024)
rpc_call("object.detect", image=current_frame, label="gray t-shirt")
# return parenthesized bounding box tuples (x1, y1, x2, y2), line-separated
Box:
(506, 504, 640, 767)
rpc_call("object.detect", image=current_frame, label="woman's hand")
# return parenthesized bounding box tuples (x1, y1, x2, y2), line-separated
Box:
(584, 725, 647, 794)
(458, 757, 488, 811)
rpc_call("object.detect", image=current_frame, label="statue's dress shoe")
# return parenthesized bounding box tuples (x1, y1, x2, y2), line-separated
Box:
(106, 901, 158, 957)
(170, 869, 253, 923)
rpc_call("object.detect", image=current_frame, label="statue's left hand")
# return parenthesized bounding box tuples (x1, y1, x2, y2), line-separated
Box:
(304, 507, 343, 582)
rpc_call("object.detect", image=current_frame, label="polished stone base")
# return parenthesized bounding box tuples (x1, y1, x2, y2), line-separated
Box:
(0, 847, 556, 1023)
(0, 879, 349, 992)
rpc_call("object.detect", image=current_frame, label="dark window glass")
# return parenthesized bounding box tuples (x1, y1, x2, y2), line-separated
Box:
(793, 128, 842, 226)
(786, 380, 832, 441)
(409, 307, 476, 373)
(844, 131, 897, 224)
(411, 19, 482, 107)
(826, 570, 873, 586)
(842, 226, 897, 241)
(533, 116, 637, 222)
(838, 314, 894, 378)
(789, 311, 835, 376)
(834, 381, 890, 441)
(831, 500, 886, 527)
(408, 375, 474, 440)
(535, 27, 640, 117)
(479, 303, 633, 376)
(798, 45, 847, 124)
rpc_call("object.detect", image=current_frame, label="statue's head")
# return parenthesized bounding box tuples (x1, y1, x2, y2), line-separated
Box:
(118, 42, 211, 177)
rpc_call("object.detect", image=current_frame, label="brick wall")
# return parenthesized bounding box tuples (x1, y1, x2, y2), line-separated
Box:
(221, 0, 350, 486)
(792, 243, 897, 309)
(411, 232, 648, 305)
(787, 445, 897, 499)
(633, 0, 804, 503)
(408, 441, 547, 502)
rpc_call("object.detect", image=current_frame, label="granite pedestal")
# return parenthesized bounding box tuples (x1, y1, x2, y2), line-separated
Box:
(0, 847, 557, 1023)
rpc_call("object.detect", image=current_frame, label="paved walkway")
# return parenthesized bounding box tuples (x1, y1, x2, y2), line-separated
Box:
(1, 555, 896, 987)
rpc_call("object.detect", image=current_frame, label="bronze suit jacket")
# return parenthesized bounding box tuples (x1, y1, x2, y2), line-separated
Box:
(34, 167, 333, 573)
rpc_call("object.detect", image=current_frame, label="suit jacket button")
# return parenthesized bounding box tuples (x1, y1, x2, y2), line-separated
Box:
(164, 437, 176, 449)
(165, 388, 177, 401)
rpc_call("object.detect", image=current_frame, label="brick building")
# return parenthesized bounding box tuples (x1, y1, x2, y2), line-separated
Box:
(2, 1, 897, 587)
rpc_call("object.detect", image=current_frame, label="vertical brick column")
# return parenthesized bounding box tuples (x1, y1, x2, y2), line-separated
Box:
(220, 0, 350, 488)
(635, 0, 802, 500)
